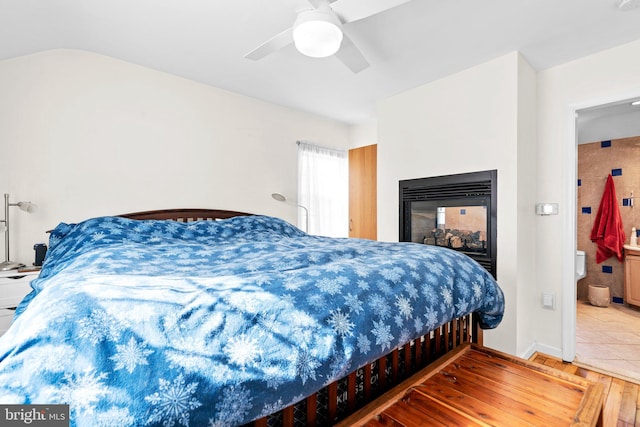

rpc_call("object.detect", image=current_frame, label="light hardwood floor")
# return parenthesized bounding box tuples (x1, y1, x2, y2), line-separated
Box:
(530, 352, 640, 426)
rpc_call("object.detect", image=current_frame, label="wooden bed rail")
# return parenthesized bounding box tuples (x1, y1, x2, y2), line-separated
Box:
(249, 312, 482, 427)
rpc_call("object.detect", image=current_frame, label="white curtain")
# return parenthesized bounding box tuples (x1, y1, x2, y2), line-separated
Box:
(298, 141, 348, 237)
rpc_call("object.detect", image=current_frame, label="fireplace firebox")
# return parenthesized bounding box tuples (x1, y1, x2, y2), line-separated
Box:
(399, 170, 497, 278)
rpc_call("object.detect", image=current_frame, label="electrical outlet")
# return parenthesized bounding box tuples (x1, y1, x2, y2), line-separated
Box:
(542, 291, 555, 309)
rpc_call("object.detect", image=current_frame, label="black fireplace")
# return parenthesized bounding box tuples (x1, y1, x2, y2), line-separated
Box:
(399, 170, 497, 278)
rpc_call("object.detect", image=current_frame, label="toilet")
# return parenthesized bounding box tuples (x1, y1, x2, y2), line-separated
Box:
(576, 250, 586, 280)
(577, 250, 611, 306)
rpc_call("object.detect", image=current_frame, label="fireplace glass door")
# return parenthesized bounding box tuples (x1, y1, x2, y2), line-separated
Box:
(410, 200, 488, 256)
(399, 170, 496, 278)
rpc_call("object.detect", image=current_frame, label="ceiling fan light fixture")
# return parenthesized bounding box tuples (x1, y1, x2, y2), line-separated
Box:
(293, 9, 343, 58)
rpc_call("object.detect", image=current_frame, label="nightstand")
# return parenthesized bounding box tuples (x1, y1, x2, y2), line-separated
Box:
(0, 268, 40, 336)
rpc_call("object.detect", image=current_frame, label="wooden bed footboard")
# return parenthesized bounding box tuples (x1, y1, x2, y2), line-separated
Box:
(249, 312, 482, 427)
(118, 209, 484, 427)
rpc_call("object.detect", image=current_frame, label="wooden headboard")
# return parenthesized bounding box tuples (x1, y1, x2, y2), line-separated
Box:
(118, 208, 254, 222)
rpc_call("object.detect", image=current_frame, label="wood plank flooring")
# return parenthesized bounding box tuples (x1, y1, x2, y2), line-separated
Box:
(530, 352, 640, 426)
(337, 344, 604, 427)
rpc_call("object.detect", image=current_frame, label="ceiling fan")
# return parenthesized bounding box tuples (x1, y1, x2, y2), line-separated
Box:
(244, 0, 412, 73)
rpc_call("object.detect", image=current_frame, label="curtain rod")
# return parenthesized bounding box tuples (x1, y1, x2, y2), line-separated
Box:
(296, 140, 347, 153)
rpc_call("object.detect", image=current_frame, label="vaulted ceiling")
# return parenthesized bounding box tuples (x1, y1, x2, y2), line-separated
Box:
(2, 0, 640, 124)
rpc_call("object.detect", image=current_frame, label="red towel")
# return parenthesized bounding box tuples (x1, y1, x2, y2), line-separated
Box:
(590, 174, 625, 263)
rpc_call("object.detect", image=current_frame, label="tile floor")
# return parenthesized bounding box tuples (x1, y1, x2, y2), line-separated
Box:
(575, 299, 640, 384)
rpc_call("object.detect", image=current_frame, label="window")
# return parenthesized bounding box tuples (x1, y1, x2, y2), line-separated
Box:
(298, 141, 348, 237)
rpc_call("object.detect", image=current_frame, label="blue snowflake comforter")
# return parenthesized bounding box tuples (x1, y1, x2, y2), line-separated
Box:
(0, 215, 504, 426)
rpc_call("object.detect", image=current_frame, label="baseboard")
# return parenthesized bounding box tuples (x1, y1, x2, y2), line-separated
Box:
(520, 341, 563, 360)
(518, 342, 537, 359)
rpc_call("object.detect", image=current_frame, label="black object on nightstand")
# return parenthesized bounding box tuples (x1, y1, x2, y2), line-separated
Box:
(34, 243, 47, 266)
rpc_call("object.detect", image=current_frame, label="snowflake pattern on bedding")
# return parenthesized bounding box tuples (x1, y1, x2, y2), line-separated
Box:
(0, 215, 504, 426)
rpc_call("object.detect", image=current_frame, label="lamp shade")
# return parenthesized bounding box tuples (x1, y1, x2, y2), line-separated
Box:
(16, 201, 36, 213)
(271, 192, 310, 233)
(293, 8, 343, 58)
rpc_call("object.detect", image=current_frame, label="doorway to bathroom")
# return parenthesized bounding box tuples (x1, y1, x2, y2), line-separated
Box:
(573, 99, 640, 383)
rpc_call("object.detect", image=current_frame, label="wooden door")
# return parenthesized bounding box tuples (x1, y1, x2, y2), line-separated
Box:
(349, 144, 377, 240)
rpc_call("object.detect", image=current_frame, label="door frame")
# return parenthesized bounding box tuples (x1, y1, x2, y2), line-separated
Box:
(562, 89, 640, 362)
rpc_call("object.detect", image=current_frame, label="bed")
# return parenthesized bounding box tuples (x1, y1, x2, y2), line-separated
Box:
(0, 209, 504, 427)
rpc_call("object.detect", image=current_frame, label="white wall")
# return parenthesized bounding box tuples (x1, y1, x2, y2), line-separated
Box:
(377, 52, 538, 355)
(536, 38, 640, 357)
(348, 121, 378, 149)
(515, 55, 538, 357)
(578, 110, 640, 144)
(0, 49, 351, 264)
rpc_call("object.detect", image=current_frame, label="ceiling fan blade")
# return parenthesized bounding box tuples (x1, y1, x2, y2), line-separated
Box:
(331, 0, 412, 23)
(245, 27, 294, 60)
(334, 33, 369, 73)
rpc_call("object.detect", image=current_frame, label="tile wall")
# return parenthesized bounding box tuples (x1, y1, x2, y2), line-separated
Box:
(577, 136, 640, 300)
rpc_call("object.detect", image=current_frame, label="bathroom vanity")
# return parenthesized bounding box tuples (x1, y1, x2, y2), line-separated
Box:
(623, 245, 640, 307)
